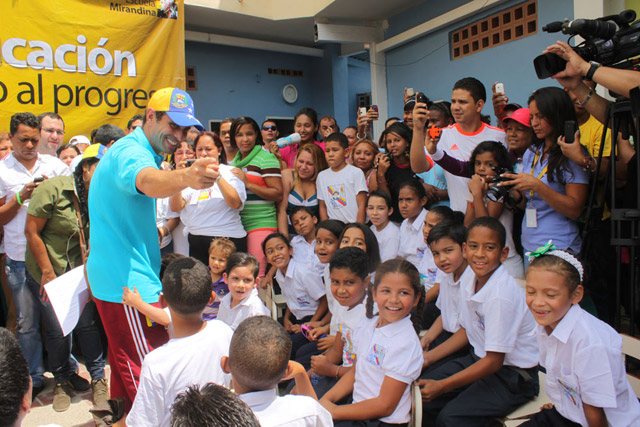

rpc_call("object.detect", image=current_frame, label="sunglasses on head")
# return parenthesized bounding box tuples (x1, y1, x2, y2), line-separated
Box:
(262, 125, 277, 131)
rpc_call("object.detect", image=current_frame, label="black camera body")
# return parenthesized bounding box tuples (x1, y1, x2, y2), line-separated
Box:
(486, 167, 514, 203)
(534, 10, 640, 79)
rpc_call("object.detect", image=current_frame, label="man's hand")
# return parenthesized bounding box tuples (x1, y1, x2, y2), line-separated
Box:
(412, 93, 429, 130)
(543, 41, 589, 90)
(418, 379, 445, 402)
(184, 158, 219, 189)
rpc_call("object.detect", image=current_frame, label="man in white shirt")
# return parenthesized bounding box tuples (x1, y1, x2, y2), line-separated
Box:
(410, 77, 506, 212)
(0, 112, 70, 398)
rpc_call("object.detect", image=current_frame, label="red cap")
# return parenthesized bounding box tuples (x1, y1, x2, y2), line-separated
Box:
(502, 108, 530, 128)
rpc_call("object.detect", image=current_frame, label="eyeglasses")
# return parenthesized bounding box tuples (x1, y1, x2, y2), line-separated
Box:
(42, 128, 65, 136)
(262, 125, 277, 131)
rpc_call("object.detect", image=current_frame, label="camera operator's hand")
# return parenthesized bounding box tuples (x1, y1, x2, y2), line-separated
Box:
(468, 174, 487, 198)
(376, 153, 391, 176)
(424, 129, 438, 155)
(185, 158, 219, 189)
(500, 173, 542, 193)
(356, 109, 372, 139)
(543, 41, 590, 90)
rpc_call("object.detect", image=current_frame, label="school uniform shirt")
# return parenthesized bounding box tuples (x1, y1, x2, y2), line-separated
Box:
(156, 196, 179, 249)
(316, 164, 368, 224)
(216, 288, 270, 331)
(537, 304, 640, 426)
(240, 388, 333, 427)
(370, 222, 400, 262)
(398, 208, 428, 268)
(291, 235, 324, 276)
(352, 315, 423, 424)
(275, 256, 326, 320)
(459, 264, 539, 369)
(179, 164, 247, 238)
(0, 153, 70, 261)
(334, 298, 368, 367)
(127, 320, 233, 427)
(417, 246, 438, 291)
(435, 122, 506, 212)
(435, 266, 472, 334)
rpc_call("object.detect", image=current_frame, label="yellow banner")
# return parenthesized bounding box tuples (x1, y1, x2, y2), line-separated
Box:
(0, 0, 185, 139)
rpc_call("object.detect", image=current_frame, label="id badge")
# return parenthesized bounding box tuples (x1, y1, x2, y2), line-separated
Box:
(526, 208, 537, 228)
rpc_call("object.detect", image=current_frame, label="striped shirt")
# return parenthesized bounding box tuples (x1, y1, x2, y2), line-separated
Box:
(241, 149, 281, 231)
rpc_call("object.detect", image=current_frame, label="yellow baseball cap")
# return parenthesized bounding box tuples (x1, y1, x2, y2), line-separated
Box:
(147, 87, 203, 130)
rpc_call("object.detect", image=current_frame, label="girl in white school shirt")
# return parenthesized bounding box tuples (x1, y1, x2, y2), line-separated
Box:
(320, 258, 424, 426)
(524, 243, 640, 426)
(397, 179, 429, 268)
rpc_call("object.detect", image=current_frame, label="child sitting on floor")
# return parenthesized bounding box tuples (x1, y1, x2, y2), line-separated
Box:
(222, 316, 333, 427)
(217, 252, 270, 331)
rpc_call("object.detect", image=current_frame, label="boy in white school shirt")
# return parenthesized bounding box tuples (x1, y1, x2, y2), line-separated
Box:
(317, 132, 368, 224)
(222, 316, 333, 427)
(419, 217, 539, 426)
(127, 258, 233, 427)
(217, 252, 270, 331)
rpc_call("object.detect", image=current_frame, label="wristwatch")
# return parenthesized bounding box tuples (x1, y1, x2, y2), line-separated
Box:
(584, 61, 601, 82)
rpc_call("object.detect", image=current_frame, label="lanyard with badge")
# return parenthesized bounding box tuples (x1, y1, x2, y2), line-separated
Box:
(526, 149, 548, 228)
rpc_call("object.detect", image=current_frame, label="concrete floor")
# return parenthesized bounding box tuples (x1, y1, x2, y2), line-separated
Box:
(23, 364, 110, 427)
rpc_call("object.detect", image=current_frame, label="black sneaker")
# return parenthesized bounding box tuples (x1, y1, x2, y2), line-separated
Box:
(68, 372, 90, 392)
(31, 383, 45, 402)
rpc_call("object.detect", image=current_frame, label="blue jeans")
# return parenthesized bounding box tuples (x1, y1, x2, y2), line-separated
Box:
(6, 258, 45, 387)
(25, 270, 105, 383)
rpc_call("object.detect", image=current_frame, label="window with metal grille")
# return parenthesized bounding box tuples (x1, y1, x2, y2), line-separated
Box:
(186, 66, 197, 90)
(451, 0, 537, 60)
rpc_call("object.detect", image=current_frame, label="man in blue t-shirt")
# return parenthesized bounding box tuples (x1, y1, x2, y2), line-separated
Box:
(87, 87, 219, 409)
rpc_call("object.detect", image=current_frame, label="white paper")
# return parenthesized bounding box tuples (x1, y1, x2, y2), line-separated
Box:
(44, 266, 89, 336)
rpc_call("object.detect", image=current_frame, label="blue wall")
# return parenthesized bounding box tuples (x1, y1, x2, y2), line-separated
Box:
(384, 0, 573, 120)
(347, 57, 371, 126)
(185, 41, 335, 131)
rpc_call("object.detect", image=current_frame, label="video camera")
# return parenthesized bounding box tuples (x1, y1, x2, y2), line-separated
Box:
(533, 10, 640, 79)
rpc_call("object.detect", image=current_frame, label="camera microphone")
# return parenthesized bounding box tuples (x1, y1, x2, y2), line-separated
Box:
(542, 21, 565, 33)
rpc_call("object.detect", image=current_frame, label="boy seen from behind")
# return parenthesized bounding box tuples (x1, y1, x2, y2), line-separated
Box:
(420, 217, 539, 426)
(127, 257, 233, 427)
(223, 316, 333, 427)
(317, 132, 367, 224)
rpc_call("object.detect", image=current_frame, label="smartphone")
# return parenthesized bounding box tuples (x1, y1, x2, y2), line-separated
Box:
(416, 92, 429, 104)
(495, 83, 505, 94)
(185, 159, 196, 167)
(406, 88, 415, 97)
(359, 107, 367, 117)
(428, 126, 442, 140)
(564, 121, 576, 143)
(33, 177, 45, 183)
(369, 105, 378, 113)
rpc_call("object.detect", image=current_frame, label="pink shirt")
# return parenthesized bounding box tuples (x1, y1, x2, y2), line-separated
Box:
(280, 141, 325, 169)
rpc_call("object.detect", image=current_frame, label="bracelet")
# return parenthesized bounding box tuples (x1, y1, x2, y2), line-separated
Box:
(356, 132, 366, 140)
(15, 192, 23, 206)
(335, 366, 341, 378)
(582, 155, 593, 172)
(576, 88, 593, 106)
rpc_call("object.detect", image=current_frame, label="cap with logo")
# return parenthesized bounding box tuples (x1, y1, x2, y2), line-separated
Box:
(147, 87, 203, 130)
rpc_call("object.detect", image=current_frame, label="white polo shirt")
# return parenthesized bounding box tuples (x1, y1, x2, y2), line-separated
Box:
(334, 299, 368, 367)
(290, 235, 324, 276)
(240, 388, 333, 427)
(0, 153, 70, 261)
(538, 304, 640, 426)
(217, 288, 270, 331)
(352, 315, 423, 424)
(275, 256, 326, 320)
(434, 123, 506, 212)
(436, 266, 472, 334)
(370, 221, 400, 262)
(459, 264, 539, 369)
(156, 196, 179, 249)
(398, 208, 428, 268)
